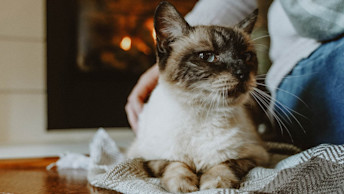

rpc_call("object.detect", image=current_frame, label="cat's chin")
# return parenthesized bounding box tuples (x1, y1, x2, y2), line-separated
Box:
(228, 92, 252, 106)
(210, 84, 253, 106)
(169, 86, 252, 107)
(195, 91, 251, 108)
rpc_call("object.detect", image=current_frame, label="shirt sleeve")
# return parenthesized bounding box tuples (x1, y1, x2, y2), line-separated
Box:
(185, 0, 258, 27)
(280, 0, 344, 41)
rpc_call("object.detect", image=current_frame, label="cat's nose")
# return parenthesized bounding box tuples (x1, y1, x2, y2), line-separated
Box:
(234, 69, 245, 79)
(232, 61, 249, 81)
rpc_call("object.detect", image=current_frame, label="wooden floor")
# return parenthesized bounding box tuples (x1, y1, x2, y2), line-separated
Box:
(0, 157, 119, 193)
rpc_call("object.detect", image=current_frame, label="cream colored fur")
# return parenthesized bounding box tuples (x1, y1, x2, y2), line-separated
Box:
(127, 78, 268, 172)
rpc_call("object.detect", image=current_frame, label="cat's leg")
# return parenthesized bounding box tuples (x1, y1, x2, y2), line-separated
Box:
(145, 160, 170, 177)
(146, 160, 199, 192)
(199, 159, 256, 190)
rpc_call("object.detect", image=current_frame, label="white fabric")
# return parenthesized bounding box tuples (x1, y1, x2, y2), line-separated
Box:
(50, 128, 125, 171)
(185, 0, 257, 27)
(89, 128, 125, 168)
(51, 129, 344, 193)
(266, 0, 321, 97)
(47, 152, 90, 170)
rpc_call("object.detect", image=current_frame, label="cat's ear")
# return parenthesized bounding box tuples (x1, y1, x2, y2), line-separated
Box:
(154, 1, 190, 52)
(235, 9, 258, 34)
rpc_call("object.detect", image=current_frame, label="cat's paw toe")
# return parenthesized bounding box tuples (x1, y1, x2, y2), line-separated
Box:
(200, 176, 238, 190)
(173, 181, 198, 193)
(162, 174, 199, 193)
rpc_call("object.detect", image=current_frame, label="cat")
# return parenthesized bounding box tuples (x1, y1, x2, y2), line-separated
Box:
(127, 1, 269, 192)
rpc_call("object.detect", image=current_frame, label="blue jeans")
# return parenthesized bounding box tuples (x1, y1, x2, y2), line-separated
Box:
(275, 36, 344, 149)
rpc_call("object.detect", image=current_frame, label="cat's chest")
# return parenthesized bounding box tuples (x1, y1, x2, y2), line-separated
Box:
(137, 114, 244, 170)
(138, 84, 238, 139)
(132, 84, 250, 169)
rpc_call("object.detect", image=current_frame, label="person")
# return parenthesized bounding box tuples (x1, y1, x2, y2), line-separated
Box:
(125, 0, 344, 149)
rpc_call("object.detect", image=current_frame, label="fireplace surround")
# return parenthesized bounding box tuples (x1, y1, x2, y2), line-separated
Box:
(46, 0, 196, 129)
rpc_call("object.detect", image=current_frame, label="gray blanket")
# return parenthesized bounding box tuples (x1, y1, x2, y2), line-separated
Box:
(88, 129, 344, 194)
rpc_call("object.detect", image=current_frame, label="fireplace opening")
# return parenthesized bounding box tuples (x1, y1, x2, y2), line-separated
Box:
(46, 0, 197, 129)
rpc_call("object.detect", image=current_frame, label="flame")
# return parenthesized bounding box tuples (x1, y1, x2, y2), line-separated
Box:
(144, 18, 157, 43)
(152, 29, 156, 43)
(135, 38, 151, 55)
(120, 36, 132, 51)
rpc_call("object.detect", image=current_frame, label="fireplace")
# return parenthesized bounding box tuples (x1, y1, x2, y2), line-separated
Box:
(46, 0, 197, 129)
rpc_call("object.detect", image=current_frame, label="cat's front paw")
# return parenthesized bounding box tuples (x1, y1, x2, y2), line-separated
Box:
(199, 163, 239, 190)
(161, 162, 199, 193)
(200, 174, 238, 190)
(162, 174, 199, 193)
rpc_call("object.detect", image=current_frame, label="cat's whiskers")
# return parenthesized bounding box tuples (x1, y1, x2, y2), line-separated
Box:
(255, 75, 311, 112)
(255, 72, 319, 81)
(252, 75, 310, 136)
(195, 83, 234, 122)
(253, 48, 269, 53)
(250, 91, 280, 132)
(219, 86, 230, 118)
(255, 73, 267, 78)
(210, 86, 222, 115)
(249, 91, 273, 123)
(254, 87, 306, 134)
(201, 89, 216, 122)
(250, 80, 312, 142)
(255, 78, 268, 81)
(253, 88, 293, 126)
(252, 44, 269, 50)
(249, 90, 294, 142)
(223, 85, 229, 106)
(251, 34, 270, 42)
(255, 82, 310, 110)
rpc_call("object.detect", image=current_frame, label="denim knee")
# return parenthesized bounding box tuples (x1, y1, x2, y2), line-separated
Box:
(274, 36, 344, 148)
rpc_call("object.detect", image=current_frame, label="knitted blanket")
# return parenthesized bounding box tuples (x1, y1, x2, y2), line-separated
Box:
(87, 129, 344, 194)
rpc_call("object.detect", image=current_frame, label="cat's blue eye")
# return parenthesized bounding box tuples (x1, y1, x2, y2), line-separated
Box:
(199, 52, 217, 63)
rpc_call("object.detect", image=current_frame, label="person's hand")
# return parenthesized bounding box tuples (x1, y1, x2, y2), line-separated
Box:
(125, 64, 159, 133)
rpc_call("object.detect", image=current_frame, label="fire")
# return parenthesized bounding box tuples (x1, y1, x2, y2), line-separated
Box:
(120, 36, 132, 51)
(144, 18, 157, 43)
(152, 29, 156, 43)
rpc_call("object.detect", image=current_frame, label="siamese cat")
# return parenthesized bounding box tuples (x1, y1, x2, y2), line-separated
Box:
(127, 1, 269, 192)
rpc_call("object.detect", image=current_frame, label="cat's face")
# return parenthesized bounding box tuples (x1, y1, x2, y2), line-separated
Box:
(154, 2, 258, 106)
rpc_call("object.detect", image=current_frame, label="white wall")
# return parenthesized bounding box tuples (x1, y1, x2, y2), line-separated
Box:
(0, 0, 133, 154)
